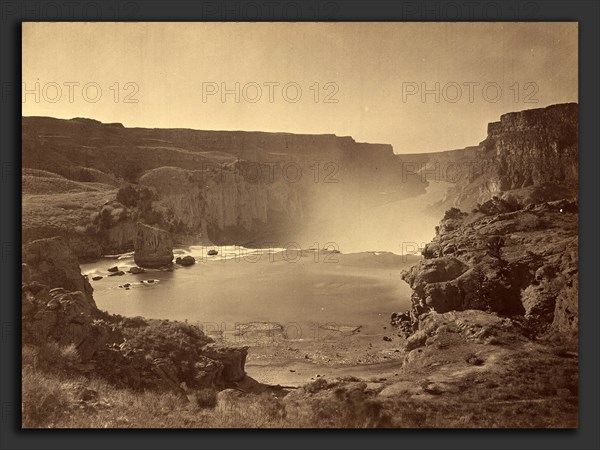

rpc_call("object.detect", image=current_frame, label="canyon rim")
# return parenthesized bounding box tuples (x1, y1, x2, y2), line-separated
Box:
(21, 22, 578, 428)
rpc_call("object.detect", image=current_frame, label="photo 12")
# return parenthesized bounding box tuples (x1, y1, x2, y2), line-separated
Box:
(21, 22, 578, 429)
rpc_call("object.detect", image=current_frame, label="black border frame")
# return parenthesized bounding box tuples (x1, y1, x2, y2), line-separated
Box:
(1, 1, 599, 449)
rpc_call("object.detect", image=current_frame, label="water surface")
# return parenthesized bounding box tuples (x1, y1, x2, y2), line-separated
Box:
(82, 247, 414, 338)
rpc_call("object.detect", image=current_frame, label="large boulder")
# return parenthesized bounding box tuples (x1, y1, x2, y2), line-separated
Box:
(402, 257, 469, 288)
(133, 222, 173, 268)
(175, 255, 196, 266)
(200, 343, 248, 382)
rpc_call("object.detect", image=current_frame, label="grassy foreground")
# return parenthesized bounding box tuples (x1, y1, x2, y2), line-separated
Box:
(23, 340, 577, 429)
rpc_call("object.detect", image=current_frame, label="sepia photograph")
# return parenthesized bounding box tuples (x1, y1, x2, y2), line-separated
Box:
(21, 22, 578, 429)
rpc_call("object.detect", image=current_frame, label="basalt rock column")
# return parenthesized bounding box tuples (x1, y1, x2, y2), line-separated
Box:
(134, 222, 174, 268)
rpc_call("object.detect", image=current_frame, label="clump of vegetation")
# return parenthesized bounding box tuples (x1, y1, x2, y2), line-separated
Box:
(119, 161, 145, 183)
(443, 207, 467, 220)
(88, 201, 129, 232)
(118, 319, 216, 390)
(116, 183, 156, 208)
(115, 184, 165, 226)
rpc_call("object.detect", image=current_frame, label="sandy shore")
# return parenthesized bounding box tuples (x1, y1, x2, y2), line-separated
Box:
(243, 331, 407, 387)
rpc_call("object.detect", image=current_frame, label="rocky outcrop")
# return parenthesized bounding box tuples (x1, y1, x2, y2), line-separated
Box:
(22, 237, 248, 392)
(22, 285, 119, 362)
(395, 199, 578, 341)
(133, 222, 173, 268)
(403, 309, 524, 353)
(452, 103, 578, 210)
(199, 343, 248, 382)
(394, 103, 578, 343)
(22, 237, 95, 306)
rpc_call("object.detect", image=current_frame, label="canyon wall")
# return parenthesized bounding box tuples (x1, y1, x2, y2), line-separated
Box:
(22, 103, 578, 258)
(394, 103, 579, 342)
(22, 117, 426, 255)
(395, 103, 578, 215)
(137, 164, 304, 245)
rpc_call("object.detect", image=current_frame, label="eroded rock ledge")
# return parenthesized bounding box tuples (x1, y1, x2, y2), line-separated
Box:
(393, 198, 578, 341)
(22, 237, 247, 392)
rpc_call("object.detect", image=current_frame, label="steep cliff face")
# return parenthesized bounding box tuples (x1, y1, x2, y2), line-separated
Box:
(484, 103, 578, 191)
(22, 117, 403, 179)
(137, 165, 304, 245)
(22, 237, 248, 391)
(400, 103, 578, 215)
(451, 103, 578, 210)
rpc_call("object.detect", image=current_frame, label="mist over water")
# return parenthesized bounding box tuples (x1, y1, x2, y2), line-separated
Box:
(297, 181, 451, 255)
(84, 180, 450, 327)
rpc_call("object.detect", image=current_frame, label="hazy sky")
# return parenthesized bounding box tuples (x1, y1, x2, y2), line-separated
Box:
(23, 22, 577, 154)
